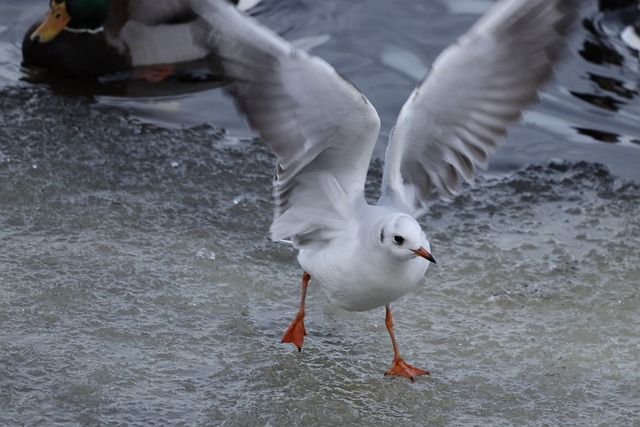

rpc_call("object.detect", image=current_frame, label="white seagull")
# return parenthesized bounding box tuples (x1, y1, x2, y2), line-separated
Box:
(193, 0, 578, 379)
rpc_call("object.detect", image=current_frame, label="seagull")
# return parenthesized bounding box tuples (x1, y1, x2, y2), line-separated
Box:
(193, 0, 578, 380)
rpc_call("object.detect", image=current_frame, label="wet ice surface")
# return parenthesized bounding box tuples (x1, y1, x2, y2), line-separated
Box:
(2, 0, 640, 425)
(1, 89, 639, 425)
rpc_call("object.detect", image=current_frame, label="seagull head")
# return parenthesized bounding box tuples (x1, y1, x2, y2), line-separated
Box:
(378, 213, 436, 263)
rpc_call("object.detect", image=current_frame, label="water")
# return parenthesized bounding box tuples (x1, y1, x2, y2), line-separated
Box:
(1, 1, 639, 425)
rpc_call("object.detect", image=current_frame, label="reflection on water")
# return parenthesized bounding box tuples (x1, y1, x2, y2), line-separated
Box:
(21, 62, 229, 99)
(574, 1, 640, 144)
(575, 126, 625, 142)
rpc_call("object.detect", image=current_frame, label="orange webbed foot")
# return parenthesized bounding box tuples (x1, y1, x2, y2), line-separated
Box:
(385, 358, 429, 381)
(281, 313, 306, 351)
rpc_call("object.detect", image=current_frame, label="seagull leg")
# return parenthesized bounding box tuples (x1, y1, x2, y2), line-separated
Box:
(281, 271, 311, 351)
(384, 304, 429, 381)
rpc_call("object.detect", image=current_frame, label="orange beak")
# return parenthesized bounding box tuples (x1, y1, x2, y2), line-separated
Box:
(30, 0, 71, 43)
(413, 246, 436, 264)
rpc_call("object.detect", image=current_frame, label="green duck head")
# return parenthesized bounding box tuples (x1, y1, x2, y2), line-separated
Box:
(30, 0, 109, 43)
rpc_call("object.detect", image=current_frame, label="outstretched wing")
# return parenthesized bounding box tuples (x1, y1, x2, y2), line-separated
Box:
(192, 0, 381, 247)
(380, 0, 579, 216)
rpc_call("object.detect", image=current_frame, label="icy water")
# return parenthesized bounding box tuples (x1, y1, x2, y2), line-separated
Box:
(1, 0, 640, 425)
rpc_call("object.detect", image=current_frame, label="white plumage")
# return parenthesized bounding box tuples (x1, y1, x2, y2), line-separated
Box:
(192, 0, 578, 379)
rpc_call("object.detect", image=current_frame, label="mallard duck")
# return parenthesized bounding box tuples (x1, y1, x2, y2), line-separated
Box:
(22, 0, 256, 80)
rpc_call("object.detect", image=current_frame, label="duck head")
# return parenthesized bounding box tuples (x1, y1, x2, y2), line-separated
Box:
(30, 0, 109, 43)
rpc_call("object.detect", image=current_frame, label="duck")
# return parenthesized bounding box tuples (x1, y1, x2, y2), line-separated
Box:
(22, 0, 259, 80)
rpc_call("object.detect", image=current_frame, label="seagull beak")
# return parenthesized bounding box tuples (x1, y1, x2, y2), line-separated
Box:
(413, 247, 436, 264)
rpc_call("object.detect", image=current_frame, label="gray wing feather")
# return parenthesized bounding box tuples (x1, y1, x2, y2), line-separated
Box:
(192, 0, 381, 247)
(381, 0, 579, 216)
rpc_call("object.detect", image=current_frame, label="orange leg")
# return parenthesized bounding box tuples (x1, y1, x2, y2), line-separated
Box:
(281, 271, 311, 351)
(384, 304, 429, 381)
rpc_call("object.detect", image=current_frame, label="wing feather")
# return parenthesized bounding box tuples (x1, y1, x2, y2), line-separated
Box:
(191, 0, 381, 247)
(381, 0, 579, 215)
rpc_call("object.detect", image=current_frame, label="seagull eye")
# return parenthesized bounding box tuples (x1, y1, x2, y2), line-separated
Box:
(393, 235, 404, 245)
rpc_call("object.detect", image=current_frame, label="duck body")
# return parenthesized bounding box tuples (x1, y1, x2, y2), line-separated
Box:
(22, 22, 128, 78)
(22, 0, 241, 79)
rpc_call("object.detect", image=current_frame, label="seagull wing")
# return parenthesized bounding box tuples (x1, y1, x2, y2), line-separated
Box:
(192, 0, 381, 247)
(380, 0, 578, 216)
